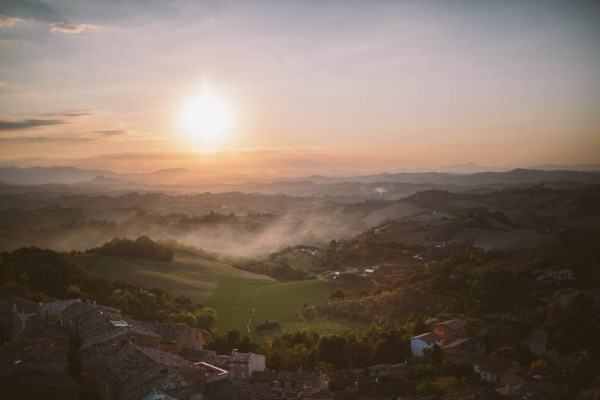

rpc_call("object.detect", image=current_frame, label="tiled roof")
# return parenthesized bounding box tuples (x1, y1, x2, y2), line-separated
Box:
(411, 332, 441, 344)
(148, 369, 189, 392)
(139, 345, 198, 369)
(231, 351, 252, 363)
(0, 339, 69, 370)
(85, 344, 199, 390)
(89, 343, 157, 386)
(60, 301, 119, 320)
(40, 299, 81, 317)
(75, 308, 159, 350)
(443, 338, 472, 349)
(23, 317, 69, 341)
(179, 348, 215, 362)
(137, 322, 190, 343)
(204, 354, 232, 369)
(143, 389, 179, 400)
(479, 355, 519, 375)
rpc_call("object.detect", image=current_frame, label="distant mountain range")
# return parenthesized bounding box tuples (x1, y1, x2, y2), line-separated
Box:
(0, 165, 599, 198)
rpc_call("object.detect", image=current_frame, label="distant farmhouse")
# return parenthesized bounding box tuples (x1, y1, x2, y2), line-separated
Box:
(410, 319, 467, 357)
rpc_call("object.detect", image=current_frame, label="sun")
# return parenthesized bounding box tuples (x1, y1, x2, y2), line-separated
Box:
(179, 86, 235, 150)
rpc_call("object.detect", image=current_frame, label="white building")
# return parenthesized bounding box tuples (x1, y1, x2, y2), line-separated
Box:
(410, 332, 442, 358)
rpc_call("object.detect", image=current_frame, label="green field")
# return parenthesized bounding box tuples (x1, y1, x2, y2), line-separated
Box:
(250, 278, 372, 338)
(70, 252, 273, 303)
(72, 253, 374, 338)
(204, 275, 275, 334)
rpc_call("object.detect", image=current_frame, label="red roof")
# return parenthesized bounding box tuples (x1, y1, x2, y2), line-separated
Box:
(411, 332, 441, 344)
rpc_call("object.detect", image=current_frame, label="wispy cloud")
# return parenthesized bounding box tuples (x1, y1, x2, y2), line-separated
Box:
(44, 110, 96, 118)
(92, 130, 128, 137)
(0, 15, 25, 29)
(0, 135, 95, 143)
(50, 22, 97, 34)
(0, 110, 97, 131)
(0, 119, 66, 130)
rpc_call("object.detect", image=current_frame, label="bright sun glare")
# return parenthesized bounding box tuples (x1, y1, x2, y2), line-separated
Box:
(179, 86, 235, 150)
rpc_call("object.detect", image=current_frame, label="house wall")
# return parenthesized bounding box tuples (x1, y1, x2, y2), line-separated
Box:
(410, 338, 440, 358)
(249, 353, 266, 374)
(157, 326, 203, 354)
(228, 353, 265, 379)
(432, 325, 463, 346)
(228, 361, 249, 379)
(480, 370, 501, 384)
(479, 363, 520, 385)
(115, 364, 163, 400)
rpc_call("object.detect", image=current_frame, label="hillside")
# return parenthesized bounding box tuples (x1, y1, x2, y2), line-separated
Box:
(69, 252, 273, 303)
(70, 252, 374, 339)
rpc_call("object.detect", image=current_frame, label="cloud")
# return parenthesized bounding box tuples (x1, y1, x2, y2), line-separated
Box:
(0, 110, 97, 131)
(93, 130, 128, 137)
(0, 135, 95, 143)
(0, 15, 25, 29)
(50, 22, 97, 34)
(0, 0, 63, 23)
(44, 110, 96, 118)
(0, 129, 127, 143)
(0, 119, 66, 130)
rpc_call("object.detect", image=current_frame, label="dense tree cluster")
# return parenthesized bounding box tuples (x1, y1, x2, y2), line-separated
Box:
(93, 236, 173, 261)
(267, 326, 411, 371)
(0, 247, 208, 327)
(313, 235, 600, 362)
(234, 252, 312, 281)
(204, 329, 263, 355)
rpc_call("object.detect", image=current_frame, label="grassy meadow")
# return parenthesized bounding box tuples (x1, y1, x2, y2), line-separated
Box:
(69, 252, 273, 303)
(72, 252, 374, 339)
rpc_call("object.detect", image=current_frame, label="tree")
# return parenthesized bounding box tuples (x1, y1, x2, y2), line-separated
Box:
(441, 359, 472, 381)
(423, 344, 442, 367)
(65, 284, 82, 299)
(492, 345, 519, 360)
(167, 310, 197, 327)
(195, 308, 217, 329)
(318, 334, 348, 369)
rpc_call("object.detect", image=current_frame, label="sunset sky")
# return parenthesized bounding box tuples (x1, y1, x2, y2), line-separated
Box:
(0, 0, 599, 175)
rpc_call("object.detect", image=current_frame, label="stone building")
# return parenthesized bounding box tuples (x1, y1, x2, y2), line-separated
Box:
(81, 342, 203, 400)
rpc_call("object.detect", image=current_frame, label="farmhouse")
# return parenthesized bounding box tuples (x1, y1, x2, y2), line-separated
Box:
(410, 332, 442, 358)
(432, 319, 466, 346)
(475, 355, 520, 384)
(441, 337, 480, 360)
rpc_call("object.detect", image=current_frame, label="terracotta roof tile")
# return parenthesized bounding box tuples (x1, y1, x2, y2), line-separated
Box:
(411, 332, 441, 344)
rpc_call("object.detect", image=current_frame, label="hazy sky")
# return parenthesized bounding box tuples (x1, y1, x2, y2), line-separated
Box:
(0, 0, 599, 174)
